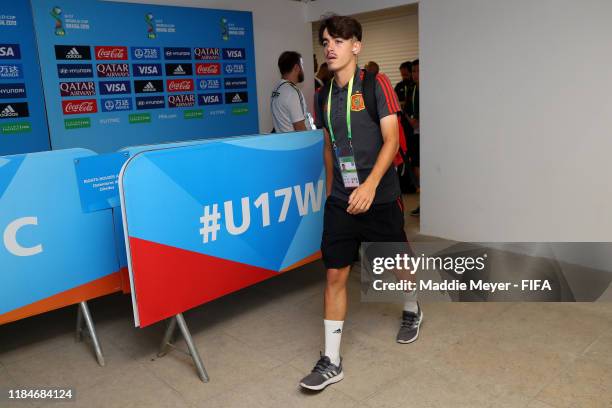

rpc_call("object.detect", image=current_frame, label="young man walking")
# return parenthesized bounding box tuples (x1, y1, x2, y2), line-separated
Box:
(299, 15, 422, 391)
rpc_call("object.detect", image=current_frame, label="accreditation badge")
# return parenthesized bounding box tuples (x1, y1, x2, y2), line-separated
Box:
(335, 145, 359, 189)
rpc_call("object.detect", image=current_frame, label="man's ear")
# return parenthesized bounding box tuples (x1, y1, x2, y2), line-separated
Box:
(352, 40, 362, 55)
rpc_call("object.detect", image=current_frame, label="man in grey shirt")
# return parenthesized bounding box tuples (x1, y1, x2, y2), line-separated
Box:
(271, 51, 315, 133)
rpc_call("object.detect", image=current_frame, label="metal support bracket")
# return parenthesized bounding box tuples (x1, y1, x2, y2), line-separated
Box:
(157, 313, 209, 383)
(75, 301, 105, 367)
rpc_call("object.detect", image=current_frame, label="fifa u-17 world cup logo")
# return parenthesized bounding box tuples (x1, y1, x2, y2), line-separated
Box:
(220, 17, 229, 41)
(145, 13, 156, 39)
(50, 6, 65, 36)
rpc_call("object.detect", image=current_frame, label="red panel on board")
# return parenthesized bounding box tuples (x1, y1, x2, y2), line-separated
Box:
(129, 237, 280, 327)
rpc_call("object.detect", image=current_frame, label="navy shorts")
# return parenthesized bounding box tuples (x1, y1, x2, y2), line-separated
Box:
(321, 195, 408, 269)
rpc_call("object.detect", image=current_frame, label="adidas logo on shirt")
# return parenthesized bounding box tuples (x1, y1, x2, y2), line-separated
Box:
(0, 105, 17, 117)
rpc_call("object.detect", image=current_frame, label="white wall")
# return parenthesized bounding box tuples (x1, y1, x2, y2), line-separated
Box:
(420, 0, 612, 242)
(113, 0, 313, 133)
(307, 0, 417, 22)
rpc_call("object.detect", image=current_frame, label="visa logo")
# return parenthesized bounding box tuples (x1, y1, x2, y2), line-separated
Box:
(199, 93, 222, 106)
(100, 81, 131, 95)
(0, 44, 20, 59)
(223, 48, 245, 60)
(107, 84, 126, 92)
(133, 63, 161, 77)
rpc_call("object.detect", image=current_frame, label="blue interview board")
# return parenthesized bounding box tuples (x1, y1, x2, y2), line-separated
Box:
(0, 149, 121, 323)
(119, 131, 325, 326)
(0, 0, 50, 155)
(30, 0, 259, 153)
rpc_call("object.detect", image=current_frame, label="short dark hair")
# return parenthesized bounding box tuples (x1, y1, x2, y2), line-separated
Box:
(278, 51, 302, 75)
(412, 59, 419, 66)
(318, 15, 362, 45)
(400, 61, 412, 71)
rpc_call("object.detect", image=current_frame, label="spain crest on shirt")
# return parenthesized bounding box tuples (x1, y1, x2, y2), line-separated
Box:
(351, 93, 365, 112)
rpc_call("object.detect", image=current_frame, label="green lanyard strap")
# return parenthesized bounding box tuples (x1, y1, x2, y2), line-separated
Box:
(326, 75, 354, 147)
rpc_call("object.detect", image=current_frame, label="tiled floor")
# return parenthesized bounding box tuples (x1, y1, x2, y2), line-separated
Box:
(1, 194, 611, 408)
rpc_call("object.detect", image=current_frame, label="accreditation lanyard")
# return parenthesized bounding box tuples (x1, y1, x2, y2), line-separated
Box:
(326, 75, 359, 188)
(326, 75, 354, 149)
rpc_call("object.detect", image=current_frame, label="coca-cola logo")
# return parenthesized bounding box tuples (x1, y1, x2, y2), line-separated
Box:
(196, 63, 220, 76)
(167, 79, 194, 92)
(95, 46, 128, 60)
(62, 99, 98, 115)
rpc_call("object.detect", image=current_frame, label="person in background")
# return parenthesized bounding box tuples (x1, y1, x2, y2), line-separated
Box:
(270, 51, 316, 133)
(365, 60, 379, 75)
(404, 59, 420, 215)
(315, 62, 331, 91)
(394, 61, 413, 110)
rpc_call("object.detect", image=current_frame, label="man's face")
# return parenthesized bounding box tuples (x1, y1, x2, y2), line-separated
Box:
(322, 28, 358, 72)
(294, 57, 305, 83)
(400, 67, 410, 81)
(412, 64, 419, 84)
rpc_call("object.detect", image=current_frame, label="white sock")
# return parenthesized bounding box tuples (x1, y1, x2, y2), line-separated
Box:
(403, 290, 419, 313)
(323, 319, 343, 366)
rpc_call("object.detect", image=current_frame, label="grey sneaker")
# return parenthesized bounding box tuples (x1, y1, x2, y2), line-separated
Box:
(299, 355, 344, 391)
(396, 305, 423, 343)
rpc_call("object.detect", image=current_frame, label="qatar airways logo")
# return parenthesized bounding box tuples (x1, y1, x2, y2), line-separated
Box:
(95, 46, 128, 60)
(196, 63, 220, 76)
(167, 79, 194, 92)
(59, 81, 96, 97)
(194, 47, 220, 60)
(96, 63, 130, 77)
(62, 99, 97, 115)
(168, 94, 195, 108)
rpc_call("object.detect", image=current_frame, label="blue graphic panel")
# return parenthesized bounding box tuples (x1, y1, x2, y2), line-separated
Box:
(0, 1, 50, 155)
(0, 149, 119, 315)
(120, 131, 325, 272)
(30, 0, 258, 153)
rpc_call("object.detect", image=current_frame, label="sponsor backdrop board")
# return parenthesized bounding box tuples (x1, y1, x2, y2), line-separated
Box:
(120, 131, 324, 327)
(0, 0, 50, 155)
(30, 0, 258, 153)
(0, 149, 122, 325)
